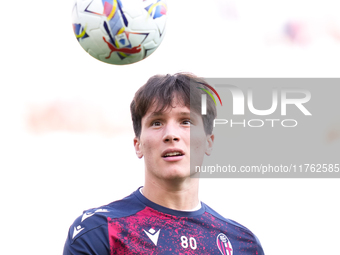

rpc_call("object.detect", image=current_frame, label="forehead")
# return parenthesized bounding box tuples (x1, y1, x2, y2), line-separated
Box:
(140, 94, 203, 126)
(143, 103, 190, 121)
(144, 94, 185, 115)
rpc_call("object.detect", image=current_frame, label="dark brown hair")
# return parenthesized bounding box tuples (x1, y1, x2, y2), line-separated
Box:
(130, 72, 216, 138)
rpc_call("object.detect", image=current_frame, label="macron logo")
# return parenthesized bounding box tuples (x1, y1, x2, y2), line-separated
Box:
(81, 209, 109, 222)
(143, 228, 161, 246)
(72, 225, 84, 239)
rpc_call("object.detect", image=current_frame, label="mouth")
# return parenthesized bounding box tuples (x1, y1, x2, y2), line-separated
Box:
(161, 149, 185, 161)
(162, 151, 184, 158)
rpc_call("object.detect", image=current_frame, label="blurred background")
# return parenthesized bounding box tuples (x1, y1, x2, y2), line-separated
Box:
(1, 0, 340, 254)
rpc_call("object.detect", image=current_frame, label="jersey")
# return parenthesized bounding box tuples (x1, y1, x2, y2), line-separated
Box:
(63, 187, 264, 255)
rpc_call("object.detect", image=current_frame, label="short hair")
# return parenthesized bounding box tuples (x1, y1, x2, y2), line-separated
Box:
(130, 72, 216, 138)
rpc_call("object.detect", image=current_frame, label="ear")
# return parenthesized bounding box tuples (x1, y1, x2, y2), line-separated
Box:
(205, 134, 214, 156)
(134, 137, 143, 159)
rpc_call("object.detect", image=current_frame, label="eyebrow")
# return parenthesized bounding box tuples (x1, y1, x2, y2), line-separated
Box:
(145, 111, 190, 121)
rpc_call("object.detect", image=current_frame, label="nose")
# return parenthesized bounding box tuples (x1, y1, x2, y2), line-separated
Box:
(162, 122, 180, 143)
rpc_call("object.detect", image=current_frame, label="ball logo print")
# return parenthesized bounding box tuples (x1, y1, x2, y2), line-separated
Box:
(72, 0, 167, 65)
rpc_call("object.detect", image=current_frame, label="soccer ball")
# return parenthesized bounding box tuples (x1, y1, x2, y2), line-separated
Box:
(72, 0, 167, 65)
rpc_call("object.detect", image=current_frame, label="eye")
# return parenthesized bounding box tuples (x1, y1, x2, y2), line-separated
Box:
(182, 119, 192, 125)
(151, 121, 162, 127)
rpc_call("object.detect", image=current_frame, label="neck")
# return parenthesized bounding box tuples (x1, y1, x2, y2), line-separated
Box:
(142, 176, 199, 211)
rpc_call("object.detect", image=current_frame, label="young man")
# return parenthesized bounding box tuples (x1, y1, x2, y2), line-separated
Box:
(63, 73, 264, 254)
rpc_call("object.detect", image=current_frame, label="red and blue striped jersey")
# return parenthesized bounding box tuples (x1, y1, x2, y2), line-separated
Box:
(63, 188, 264, 254)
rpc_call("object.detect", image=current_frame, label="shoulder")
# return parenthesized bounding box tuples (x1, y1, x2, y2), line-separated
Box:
(203, 203, 249, 231)
(71, 192, 145, 240)
(203, 203, 265, 255)
(63, 191, 146, 255)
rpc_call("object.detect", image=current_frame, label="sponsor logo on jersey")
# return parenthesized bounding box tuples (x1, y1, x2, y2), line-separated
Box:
(216, 233, 233, 255)
(143, 228, 161, 246)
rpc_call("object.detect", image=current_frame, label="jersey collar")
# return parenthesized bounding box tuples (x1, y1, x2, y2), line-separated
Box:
(134, 187, 206, 217)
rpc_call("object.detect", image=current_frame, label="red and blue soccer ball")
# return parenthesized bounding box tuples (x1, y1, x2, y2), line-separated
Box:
(72, 0, 167, 65)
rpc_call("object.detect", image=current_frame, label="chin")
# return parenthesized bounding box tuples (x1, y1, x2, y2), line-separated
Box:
(161, 167, 190, 180)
